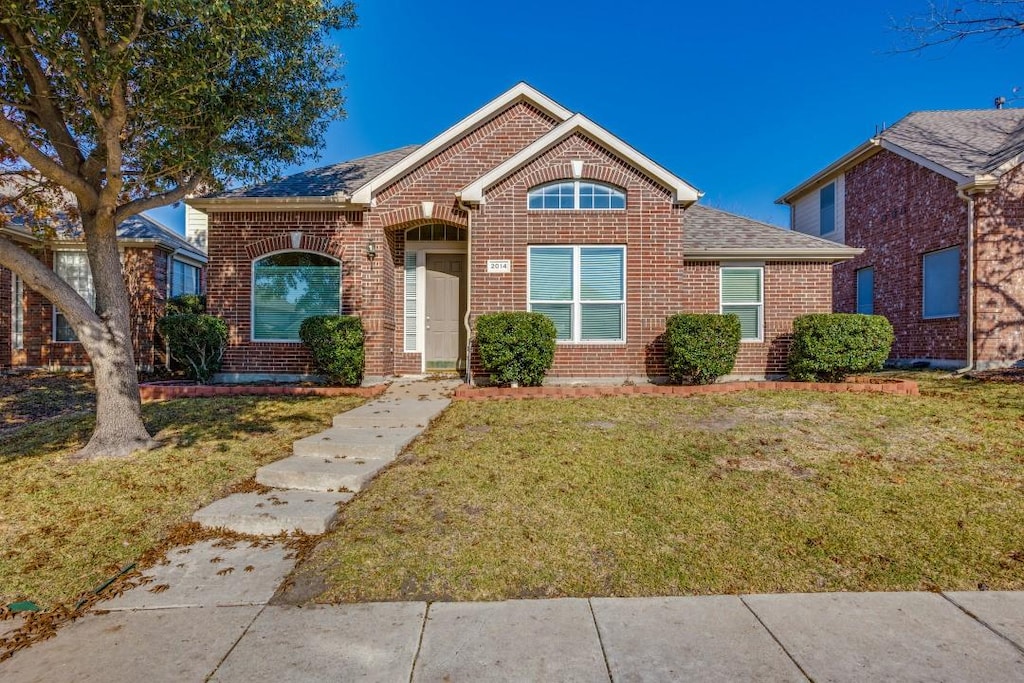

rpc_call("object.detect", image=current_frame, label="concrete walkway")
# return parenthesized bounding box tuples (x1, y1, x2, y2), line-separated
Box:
(4, 591, 1023, 681)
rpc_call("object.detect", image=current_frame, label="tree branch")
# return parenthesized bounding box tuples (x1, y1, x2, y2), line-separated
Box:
(114, 176, 203, 222)
(0, 110, 96, 201)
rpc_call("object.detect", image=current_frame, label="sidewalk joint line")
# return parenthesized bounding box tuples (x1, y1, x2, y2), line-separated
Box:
(940, 592, 1024, 656)
(204, 602, 268, 682)
(408, 601, 431, 683)
(739, 596, 814, 683)
(587, 598, 615, 682)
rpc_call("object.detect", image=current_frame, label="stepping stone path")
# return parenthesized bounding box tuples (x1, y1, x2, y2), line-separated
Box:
(192, 378, 458, 536)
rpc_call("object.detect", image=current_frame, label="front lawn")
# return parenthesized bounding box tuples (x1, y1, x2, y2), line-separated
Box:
(0, 394, 364, 609)
(300, 374, 1024, 601)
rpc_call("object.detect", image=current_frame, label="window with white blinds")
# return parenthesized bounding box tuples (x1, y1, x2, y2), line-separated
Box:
(528, 245, 625, 342)
(53, 251, 95, 342)
(252, 252, 340, 341)
(12, 274, 24, 350)
(171, 259, 201, 297)
(404, 251, 418, 352)
(720, 267, 763, 341)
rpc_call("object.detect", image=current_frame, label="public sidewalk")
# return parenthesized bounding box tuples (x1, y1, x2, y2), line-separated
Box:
(3, 591, 1023, 681)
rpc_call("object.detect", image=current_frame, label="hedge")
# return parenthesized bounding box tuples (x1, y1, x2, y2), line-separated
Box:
(165, 293, 206, 315)
(788, 313, 894, 382)
(156, 314, 228, 383)
(475, 311, 557, 387)
(664, 313, 742, 384)
(298, 315, 365, 386)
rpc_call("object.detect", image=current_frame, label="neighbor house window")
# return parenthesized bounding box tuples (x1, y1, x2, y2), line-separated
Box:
(252, 251, 340, 341)
(171, 258, 201, 297)
(528, 181, 626, 210)
(12, 273, 24, 350)
(856, 267, 874, 315)
(528, 245, 625, 342)
(819, 182, 836, 235)
(53, 251, 95, 342)
(721, 267, 763, 341)
(922, 247, 960, 319)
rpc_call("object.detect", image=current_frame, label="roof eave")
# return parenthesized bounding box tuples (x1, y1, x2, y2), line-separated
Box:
(684, 247, 864, 262)
(186, 194, 357, 212)
(459, 114, 702, 206)
(776, 140, 881, 205)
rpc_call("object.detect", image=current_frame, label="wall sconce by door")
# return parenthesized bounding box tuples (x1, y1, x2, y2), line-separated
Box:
(365, 241, 378, 260)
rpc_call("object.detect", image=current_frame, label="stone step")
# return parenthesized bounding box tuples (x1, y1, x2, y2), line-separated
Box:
(332, 399, 450, 429)
(192, 490, 353, 535)
(256, 455, 391, 493)
(292, 426, 421, 459)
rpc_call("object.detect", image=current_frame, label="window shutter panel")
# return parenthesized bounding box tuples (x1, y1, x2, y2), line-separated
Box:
(404, 251, 418, 351)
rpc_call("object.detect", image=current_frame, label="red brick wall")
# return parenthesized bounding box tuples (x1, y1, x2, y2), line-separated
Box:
(973, 164, 1024, 364)
(0, 266, 11, 369)
(837, 149, 968, 361)
(680, 260, 832, 376)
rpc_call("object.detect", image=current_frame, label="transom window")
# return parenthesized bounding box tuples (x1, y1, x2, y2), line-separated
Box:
(720, 267, 763, 342)
(528, 181, 626, 210)
(405, 224, 467, 241)
(53, 251, 95, 342)
(528, 245, 625, 342)
(252, 251, 340, 342)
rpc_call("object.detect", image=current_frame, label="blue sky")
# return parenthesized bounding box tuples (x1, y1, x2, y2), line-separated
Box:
(150, 0, 1024, 231)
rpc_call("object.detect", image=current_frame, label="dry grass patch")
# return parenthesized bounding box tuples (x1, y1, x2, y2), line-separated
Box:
(302, 374, 1024, 601)
(0, 394, 363, 608)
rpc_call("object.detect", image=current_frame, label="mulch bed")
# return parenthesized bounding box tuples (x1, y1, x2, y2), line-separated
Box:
(966, 367, 1024, 384)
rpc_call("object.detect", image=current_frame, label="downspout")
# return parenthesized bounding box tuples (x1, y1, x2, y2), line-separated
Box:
(457, 197, 473, 386)
(956, 193, 976, 374)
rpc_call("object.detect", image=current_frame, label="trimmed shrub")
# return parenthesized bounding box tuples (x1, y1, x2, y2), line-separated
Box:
(475, 311, 557, 387)
(157, 314, 228, 383)
(165, 293, 206, 315)
(298, 315, 365, 386)
(788, 313, 894, 382)
(664, 313, 742, 384)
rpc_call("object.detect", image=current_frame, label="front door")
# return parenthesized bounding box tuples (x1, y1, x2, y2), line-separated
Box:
(425, 253, 466, 371)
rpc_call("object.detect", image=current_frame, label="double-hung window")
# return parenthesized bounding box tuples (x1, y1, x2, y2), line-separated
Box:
(171, 258, 201, 297)
(721, 267, 763, 341)
(53, 251, 95, 342)
(922, 247, 960, 319)
(252, 252, 341, 341)
(12, 273, 24, 350)
(856, 267, 874, 315)
(528, 245, 625, 342)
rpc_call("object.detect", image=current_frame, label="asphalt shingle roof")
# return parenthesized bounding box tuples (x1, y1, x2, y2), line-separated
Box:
(879, 109, 1024, 177)
(214, 145, 421, 198)
(4, 211, 203, 257)
(683, 205, 853, 253)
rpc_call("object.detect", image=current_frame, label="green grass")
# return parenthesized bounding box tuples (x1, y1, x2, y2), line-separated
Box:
(303, 374, 1024, 601)
(0, 394, 364, 608)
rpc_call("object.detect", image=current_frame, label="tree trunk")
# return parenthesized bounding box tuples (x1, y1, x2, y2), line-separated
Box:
(72, 211, 158, 458)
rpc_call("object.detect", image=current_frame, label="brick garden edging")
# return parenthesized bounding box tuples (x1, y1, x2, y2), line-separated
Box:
(453, 378, 919, 401)
(139, 383, 388, 402)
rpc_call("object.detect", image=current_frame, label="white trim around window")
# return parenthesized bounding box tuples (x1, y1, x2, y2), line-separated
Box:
(527, 245, 626, 344)
(720, 266, 764, 342)
(527, 180, 626, 210)
(250, 249, 342, 343)
(12, 273, 24, 350)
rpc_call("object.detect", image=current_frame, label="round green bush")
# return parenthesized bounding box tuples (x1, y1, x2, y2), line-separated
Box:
(664, 313, 741, 384)
(475, 311, 557, 387)
(298, 315, 365, 386)
(156, 313, 228, 383)
(788, 313, 894, 382)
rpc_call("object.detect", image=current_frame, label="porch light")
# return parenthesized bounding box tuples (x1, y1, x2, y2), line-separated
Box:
(365, 241, 377, 260)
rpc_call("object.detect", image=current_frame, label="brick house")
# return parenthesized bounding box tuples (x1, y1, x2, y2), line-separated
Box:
(1, 213, 207, 371)
(187, 83, 857, 383)
(778, 109, 1024, 369)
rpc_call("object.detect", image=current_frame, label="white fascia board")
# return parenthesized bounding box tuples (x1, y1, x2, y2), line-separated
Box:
(460, 114, 702, 205)
(186, 195, 355, 212)
(776, 139, 881, 205)
(684, 246, 864, 262)
(349, 83, 574, 205)
(878, 140, 970, 185)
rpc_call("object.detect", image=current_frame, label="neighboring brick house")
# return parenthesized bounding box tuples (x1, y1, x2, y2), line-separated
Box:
(1, 214, 207, 371)
(188, 83, 858, 383)
(778, 109, 1024, 369)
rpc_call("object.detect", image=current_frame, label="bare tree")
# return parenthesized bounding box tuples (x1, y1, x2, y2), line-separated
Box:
(897, 1, 1024, 50)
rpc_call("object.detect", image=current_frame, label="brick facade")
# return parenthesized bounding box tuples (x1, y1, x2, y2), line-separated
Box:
(835, 148, 1024, 367)
(205, 102, 838, 381)
(1, 245, 172, 371)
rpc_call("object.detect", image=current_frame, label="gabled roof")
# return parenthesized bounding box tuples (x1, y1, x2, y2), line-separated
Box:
(459, 114, 701, 205)
(683, 205, 861, 261)
(777, 108, 1024, 204)
(202, 145, 420, 201)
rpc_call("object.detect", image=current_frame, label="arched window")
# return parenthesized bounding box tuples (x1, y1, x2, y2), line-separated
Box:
(252, 251, 340, 341)
(527, 180, 626, 210)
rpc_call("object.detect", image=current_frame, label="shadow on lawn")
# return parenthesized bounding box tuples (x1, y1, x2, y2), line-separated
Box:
(0, 397, 321, 464)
